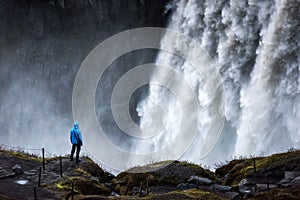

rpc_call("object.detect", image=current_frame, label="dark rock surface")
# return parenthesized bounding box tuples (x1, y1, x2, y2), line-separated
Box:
(175, 183, 198, 190)
(209, 184, 232, 193)
(187, 175, 213, 186)
(1, 148, 300, 199)
(225, 191, 240, 199)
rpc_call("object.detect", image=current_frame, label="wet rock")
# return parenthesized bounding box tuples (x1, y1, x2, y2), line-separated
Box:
(279, 178, 290, 184)
(187, 175, 212, 186)
(255, 183, 278, 192)
(105, 172, 115, 181)
(105, 182, 113, 190)
(12, 164, 23, 175)
(290, 176, 300, 188)
(0, 168, 15, 180)
(279, 175, 300, 188)
(209, 184, 231, 193)
(140, 190, 147, 197)
(23, 171, 36, 176)
(131, 187, 139, 195)
(225, 191, 240, 199)
(284, 171, 300, 180)
(243, 192, 254, 199)
(239, 186, 254, 194)
(89, 177, 98, 182)
(175, 183, 198, 190)
(279, 171, 300, 185)
(24, 170, 38, 176)
(131, 187, 147, 196)
(281, 183, 292, 188)
(110, 191, 120, 196)
(238, 178, 256, 194)
(239, 178, 255, 187)
(0, 168, 10, 176)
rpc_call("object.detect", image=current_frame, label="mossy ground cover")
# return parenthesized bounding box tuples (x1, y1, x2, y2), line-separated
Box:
(106, 189, 226, 200)
(0, 147, 41, 163)
(249, 188, 300, 200)
(1, 146, 299, 199)
(52, 158, 112, 198)
(112, 160, 216, 196)
(143, 188, 227, 200)
(216, 150, 300, 186)
(0, 148, 111, 199)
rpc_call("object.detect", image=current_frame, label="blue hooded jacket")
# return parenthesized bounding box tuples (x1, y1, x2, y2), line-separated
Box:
(70, 122, 83, 145)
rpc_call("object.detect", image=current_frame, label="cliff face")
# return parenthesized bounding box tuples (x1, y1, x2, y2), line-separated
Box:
(0, 0, 168, 152)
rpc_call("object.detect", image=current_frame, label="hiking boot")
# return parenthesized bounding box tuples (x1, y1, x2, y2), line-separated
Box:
(75, 160, 81, 163)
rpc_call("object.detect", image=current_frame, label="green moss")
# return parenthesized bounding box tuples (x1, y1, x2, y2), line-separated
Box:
(0, 194, 15, 200)
(74, 167, 89, 175)
(76, 158, 105, 177)
(105, 189, 226, 200)
(249, 188, 300, 200)
(0, 149, 41, 163)
(255, 150, 300, 171)
(56, 176, 110, 196)
(126, 160, 174, 173)
(55, 178, 78, 192)
(142, 189, 226, 200)
(73, 177, 110, 195)
(178, 161, 216, 180)
(158, 175, 179, 185)
(112, 160, 217, 197)
(216, 150, 300, 186)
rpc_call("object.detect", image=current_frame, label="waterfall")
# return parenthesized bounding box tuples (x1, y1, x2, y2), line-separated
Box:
(137, 0, 300, 166)
(1, 0, 299, 173)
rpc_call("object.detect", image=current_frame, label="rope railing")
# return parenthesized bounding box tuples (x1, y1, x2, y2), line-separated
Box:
(0, 143, 116, 199)
(81, 146, 114, 174)
(0, 143, 43, 157)
(44, 149, 53, 157)
(0, 143, 115, 174)
(0, 143, 42, 151)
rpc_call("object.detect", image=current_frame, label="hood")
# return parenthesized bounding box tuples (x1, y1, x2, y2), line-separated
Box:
(74, 122, 79, 129)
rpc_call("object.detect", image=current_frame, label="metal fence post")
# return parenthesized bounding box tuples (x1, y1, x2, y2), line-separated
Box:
(42, 148, 45, 170)
(60, 156, 63, 177)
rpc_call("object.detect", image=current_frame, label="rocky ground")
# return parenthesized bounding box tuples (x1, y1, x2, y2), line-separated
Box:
(0, 147, 299, 199)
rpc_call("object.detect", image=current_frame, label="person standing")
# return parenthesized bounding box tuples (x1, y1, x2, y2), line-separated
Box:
(70, 122, 83, 162)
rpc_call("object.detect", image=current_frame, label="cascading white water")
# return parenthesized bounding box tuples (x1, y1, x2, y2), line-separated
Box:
(137, 0, 300, 165)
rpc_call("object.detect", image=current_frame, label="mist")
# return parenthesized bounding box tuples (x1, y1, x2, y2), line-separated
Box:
(0, 0, 167, 160)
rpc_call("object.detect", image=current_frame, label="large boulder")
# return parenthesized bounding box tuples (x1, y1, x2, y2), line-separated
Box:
(187, 175, 213, 186)
(225, 191, 240, 199)
(175, 183, 198, 190)
(238, 178, 255, 194)
(215, 150, 300, 186)
(112, 160, 216, 195)
(72, 178, 110, 195)
(279, 171, 300, 186)
(255, 183, 278, 192)
(0, 167, 11, 177)
(290, 176, 300, 188)
(209, 184, 232, 193)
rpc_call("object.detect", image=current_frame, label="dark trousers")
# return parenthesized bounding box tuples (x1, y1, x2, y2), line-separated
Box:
(70, 144, 81, 161)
